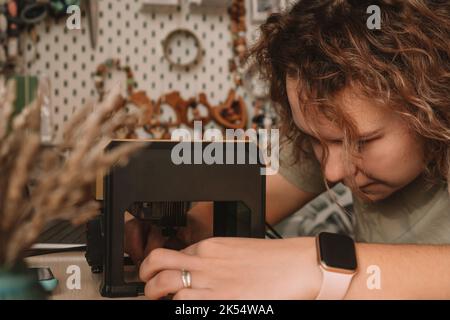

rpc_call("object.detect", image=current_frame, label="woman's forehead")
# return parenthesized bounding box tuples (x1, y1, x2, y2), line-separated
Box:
(286, 77, 389, 138)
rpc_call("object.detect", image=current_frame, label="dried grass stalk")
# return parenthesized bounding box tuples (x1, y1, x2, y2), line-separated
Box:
(0, 82, 145, 267)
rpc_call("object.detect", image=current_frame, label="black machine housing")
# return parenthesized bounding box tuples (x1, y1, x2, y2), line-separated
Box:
(86, 140, 266, 298)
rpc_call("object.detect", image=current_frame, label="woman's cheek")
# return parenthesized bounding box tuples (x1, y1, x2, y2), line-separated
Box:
(360, 138, 397, 175)
(363, 134, 421, 184)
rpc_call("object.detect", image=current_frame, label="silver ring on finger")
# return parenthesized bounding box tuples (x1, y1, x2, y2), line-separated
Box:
(181, 269, 192, 289)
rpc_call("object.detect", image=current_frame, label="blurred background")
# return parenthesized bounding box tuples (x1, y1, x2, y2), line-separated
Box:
(1, 0, 353, 242)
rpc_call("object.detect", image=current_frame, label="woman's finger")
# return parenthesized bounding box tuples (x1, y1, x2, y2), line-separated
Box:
(172, 288, 214, 300)
(180, 242, 197, 256)
(144, 269, 207, 300)
(139, 247, 202, 282)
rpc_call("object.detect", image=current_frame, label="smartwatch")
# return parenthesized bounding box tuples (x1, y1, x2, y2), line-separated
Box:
(315, 232, 358, 300)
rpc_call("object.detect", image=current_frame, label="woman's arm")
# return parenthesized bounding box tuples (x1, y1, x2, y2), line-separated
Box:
(346, 242, 450, 299)
(139, 236, 450, 300)
(265, 173, 319, 225)
(182, 173, 319, 243)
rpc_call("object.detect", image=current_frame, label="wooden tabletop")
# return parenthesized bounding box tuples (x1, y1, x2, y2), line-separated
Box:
(26, 251, 146, 300)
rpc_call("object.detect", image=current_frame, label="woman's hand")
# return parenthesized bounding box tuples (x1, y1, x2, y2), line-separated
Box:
(139, 237, 322, 300)
(124, 217, 166, 267)
(124, 202, 214, 267)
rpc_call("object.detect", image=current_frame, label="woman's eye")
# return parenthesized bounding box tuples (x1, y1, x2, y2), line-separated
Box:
(358, 139, 371, 151)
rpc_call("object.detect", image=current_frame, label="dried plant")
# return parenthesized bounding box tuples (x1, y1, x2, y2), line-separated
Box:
(0, 81, 145, 267)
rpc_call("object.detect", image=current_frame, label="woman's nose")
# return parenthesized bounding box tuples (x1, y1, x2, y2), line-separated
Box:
(323, 146, 349, 184)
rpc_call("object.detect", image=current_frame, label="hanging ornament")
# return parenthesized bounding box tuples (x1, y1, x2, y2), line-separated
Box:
(145, 91, 184, 139)
(94, 58, 136, 102)
(49, 0, 80, 18)
(93, 59, 141, 139)
(228, 0, 247, 88)
(179, 93, 213, 129)
(212, 89, 248, 130)
(129, 90, 154, 127)
(162, 28, 202, 68)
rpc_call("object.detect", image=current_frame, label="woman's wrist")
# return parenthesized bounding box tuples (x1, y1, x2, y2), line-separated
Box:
(286, 237, 322, 299)
(303, 237, 323, 299)
(301, 237, 322, 300)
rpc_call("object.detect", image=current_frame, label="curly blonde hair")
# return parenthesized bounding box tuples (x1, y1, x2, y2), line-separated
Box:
(249, 0, 450, 194)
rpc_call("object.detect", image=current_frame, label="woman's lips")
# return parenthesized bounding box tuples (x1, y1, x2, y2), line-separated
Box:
(359, 182, 377, 189)
(359, 182, 385, 195)
(344, 181, 384, 193)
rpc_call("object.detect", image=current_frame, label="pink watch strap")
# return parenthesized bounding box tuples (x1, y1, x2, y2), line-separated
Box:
(316, 267, 355, 300)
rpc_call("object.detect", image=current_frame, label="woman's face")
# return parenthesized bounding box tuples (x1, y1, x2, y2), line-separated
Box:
(286, 77, 426, 202)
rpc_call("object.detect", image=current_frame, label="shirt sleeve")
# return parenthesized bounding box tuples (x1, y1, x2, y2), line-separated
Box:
(277, 139, 327, 194)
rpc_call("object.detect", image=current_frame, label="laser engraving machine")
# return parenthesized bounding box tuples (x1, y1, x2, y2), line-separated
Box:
(86, 140, 266, 298)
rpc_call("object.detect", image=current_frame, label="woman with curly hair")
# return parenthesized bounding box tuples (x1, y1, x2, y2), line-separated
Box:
(135, 0, 450, 299)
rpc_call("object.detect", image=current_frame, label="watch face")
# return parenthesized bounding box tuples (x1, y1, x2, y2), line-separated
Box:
(318, 232, 357, 271)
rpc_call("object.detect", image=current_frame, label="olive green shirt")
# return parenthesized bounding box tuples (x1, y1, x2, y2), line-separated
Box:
(278, 142, 450, 244)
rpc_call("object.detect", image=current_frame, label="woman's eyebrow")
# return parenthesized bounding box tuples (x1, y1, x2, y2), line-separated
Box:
(359, 128, 383, 139)
(297, 126, 382, 141)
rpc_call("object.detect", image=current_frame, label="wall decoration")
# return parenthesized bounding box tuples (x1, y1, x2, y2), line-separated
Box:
(94, 58, 136, 102)
(228, 0, 247, 88)
(179, 93, 213, 129)
(212, 89, 247, 130)
(187, 0, 232, 8)
(161, 28, 202, 68)
(250, 0, 283, 23)
(142, 0, 180, 7)
(23, 0, 239, 142)
(146, 91, 184, 139)
(19, 2, 48, 25)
